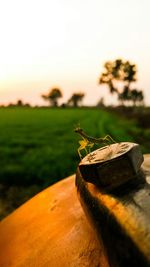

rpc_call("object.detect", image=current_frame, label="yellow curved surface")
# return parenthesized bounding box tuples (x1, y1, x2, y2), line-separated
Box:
(0, 175, 109, 267)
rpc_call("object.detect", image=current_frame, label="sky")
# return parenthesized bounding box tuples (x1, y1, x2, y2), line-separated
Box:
(0, 0, 150, 106)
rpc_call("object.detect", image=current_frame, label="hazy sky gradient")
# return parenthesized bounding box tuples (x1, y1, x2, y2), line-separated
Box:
(0, 0, 150, 105)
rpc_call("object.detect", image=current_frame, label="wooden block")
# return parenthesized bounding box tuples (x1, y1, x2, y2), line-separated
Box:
(79, 142, 144, 191)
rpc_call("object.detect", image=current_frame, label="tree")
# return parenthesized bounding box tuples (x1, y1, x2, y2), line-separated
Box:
(118, 86, 131, 105)
(130, 89, 144, 106)
(42, 88, 63, 107)
(118, 87, 144, 106)
(97, 97, 105, 108)
(17, 99, 24, 106)
(68, 93, 85, 107)
(99, 59, 143, 105)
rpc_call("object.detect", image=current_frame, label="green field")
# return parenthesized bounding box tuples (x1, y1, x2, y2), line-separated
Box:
(0, 107, 149, 219)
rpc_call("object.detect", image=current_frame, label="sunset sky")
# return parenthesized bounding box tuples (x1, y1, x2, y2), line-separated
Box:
(0, 0, 150, 106)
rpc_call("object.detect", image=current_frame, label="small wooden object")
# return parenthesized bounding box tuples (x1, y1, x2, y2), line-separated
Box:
(79, 142, 144, 191)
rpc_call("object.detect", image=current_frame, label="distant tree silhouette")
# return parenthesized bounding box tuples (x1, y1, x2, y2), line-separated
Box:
(99, 59, 136, 93)
(130, 89, 144, 106)
(42, 88, 63, 107)
(118, 87, 144, 106)
(118, 86, 131, 105)
(24, 103, 31, 107)
(68, 93, 85, 107)
(97, 97, 105, 108)
(99, 59, 144, 106)
(17, 99, 24, 106)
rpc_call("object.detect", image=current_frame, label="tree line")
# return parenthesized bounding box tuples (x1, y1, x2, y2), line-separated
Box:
(99, 59, 144, 106)
(42, 89, 85, 107)
(41, 59, 144, 108)
(3, 59, 144, 108)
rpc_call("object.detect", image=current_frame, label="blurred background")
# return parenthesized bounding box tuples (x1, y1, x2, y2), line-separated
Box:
(0, 0, 150, 219)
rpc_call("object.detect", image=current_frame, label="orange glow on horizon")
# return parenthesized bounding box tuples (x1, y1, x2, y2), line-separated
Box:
(0, 0, 150, 105)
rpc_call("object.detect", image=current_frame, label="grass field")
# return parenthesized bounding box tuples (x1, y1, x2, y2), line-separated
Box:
(0, 107, 149, 219)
